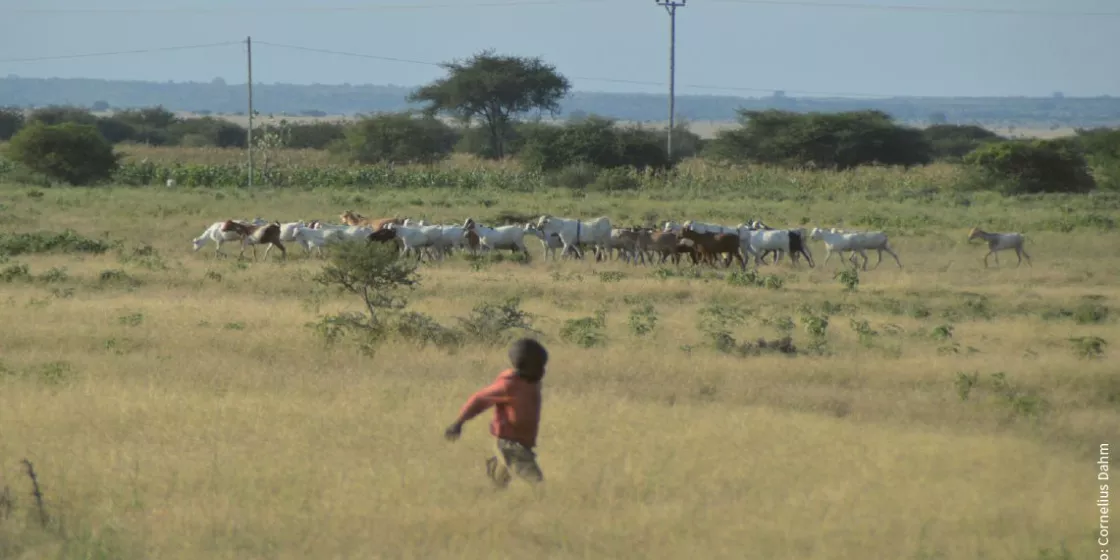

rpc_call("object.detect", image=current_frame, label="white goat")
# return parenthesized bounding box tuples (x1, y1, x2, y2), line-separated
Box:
(967, 227, 1031, 268)
(809, 228, 902, 270)
(463, 218, 531, 256)
(739, 228, 792, 265)
(191, 219, 266, 256)
(387, 223, 445, 261)
(665, 220, 739, 236)
(291, 224, 373, 257)
(536, 215, 611, 260)
(523, 223, 564, 260)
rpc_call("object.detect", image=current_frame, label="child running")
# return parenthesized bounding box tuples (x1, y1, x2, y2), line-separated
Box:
(444, 337, 548, 488)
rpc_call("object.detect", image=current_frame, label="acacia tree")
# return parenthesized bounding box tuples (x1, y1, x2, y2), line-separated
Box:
(408, 50, 571, 159)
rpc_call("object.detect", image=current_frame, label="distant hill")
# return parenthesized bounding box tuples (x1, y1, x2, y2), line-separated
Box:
(3, 76, 1120, 130)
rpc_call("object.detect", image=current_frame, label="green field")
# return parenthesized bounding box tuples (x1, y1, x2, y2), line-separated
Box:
(0, 177, 1116, 559)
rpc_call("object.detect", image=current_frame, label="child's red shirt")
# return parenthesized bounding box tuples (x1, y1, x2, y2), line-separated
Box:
(455, 369, 542, 448)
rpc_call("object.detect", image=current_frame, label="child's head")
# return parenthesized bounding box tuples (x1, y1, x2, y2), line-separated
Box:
(509, 338, 548, 383)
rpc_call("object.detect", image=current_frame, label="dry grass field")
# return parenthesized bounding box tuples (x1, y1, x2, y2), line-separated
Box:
(0, 183, 1115, 559)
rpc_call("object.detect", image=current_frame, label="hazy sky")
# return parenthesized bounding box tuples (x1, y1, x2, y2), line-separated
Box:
(1, 0, 1117, 98)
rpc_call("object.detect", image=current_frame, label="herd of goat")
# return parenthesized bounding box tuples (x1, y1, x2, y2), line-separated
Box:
(190, 210, 1035, 270)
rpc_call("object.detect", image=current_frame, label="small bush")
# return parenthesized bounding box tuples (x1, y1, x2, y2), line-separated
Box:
(1, 263, 31, 282)
(849, 318, 878, 347)
(800, 311, 830, 353)
(1069, 336, 1107, 359)
(628, 304, 658, 337)
(697, 304, 749, 354)
(333, 112, 456, 165)
(964, 138, 1096, 194)
(589, 167, 643, 192)
(118, 312, 145, 327)
(560, 310, 607, 348)
(37, 267, 68, 284)
(392, 311, 464, 350)
(922, 124, 1005, 161)
(834, 267, 860, 291)
(117, 244, 169, 271)
(0, 230, 115, 257)
(4, 121, 120, 185)
(97, 269, 142, 289)
(457, 297, 538, 346)
(546, 163, 599, 190)
(309, 240, 421, 355)
(727, 269, 784, 290)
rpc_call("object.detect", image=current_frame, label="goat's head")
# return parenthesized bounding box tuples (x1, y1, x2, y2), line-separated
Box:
(966, 227, 983, 241)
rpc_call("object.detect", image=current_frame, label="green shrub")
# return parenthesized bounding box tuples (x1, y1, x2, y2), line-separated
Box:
(519, 115, 669, 172)
(4, 121, 119, 185)
(964, 138, 1095, 194)
(0, 230, 115, 256)
(0, 106, 24, 141)
(333, 112, 457, 165)
(922, 124, 1005, 161)
(704, 109, 932, 170)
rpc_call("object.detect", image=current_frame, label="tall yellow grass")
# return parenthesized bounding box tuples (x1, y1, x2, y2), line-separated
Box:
(0, 184, 1114, 559)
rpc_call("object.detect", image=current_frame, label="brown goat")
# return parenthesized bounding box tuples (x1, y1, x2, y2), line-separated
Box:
(219, 220, 286, 260)
(339, 210, 405, 231)
(679, 227, 744, 270)
(367, 227, 398, 244)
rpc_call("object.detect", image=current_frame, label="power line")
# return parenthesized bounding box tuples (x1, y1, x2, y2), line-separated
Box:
(2, 1, 609, 15)
(709, 0, 1120, 17)
(0, 42, 242, 64)
(4, 1, 1117, 17)
(255, 41, 903, 98)
(253, 41, 443, 68)
(0, 39, 1035, 99)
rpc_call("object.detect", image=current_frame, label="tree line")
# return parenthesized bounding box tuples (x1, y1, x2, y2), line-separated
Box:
(2, 50, 1120, 194)
(5, 75, 1120, 127)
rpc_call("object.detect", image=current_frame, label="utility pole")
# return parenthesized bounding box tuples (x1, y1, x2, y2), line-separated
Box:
(246, 36, 254, 188)
(655, 0, 685, 161)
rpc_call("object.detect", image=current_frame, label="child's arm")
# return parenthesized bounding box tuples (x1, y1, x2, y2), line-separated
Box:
(444, 379, 511, 441)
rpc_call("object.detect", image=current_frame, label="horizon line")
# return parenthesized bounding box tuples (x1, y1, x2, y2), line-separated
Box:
(1, 75, 1112, 101)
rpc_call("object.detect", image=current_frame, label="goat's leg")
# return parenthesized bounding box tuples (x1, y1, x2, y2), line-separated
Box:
(1020, 247, 1032, 267)
(822, 249, 834, 266)
(857, 250, 870, 271)
(883, 246, 902, 268)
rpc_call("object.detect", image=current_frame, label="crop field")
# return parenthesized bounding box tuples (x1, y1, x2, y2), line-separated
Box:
(0, 176, 1117, 559)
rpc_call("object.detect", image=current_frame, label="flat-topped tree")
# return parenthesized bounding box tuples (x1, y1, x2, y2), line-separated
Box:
(408, 50, 571, 159)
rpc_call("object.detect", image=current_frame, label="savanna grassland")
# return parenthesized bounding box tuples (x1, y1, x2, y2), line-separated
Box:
(0, 155, 1117, 559)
